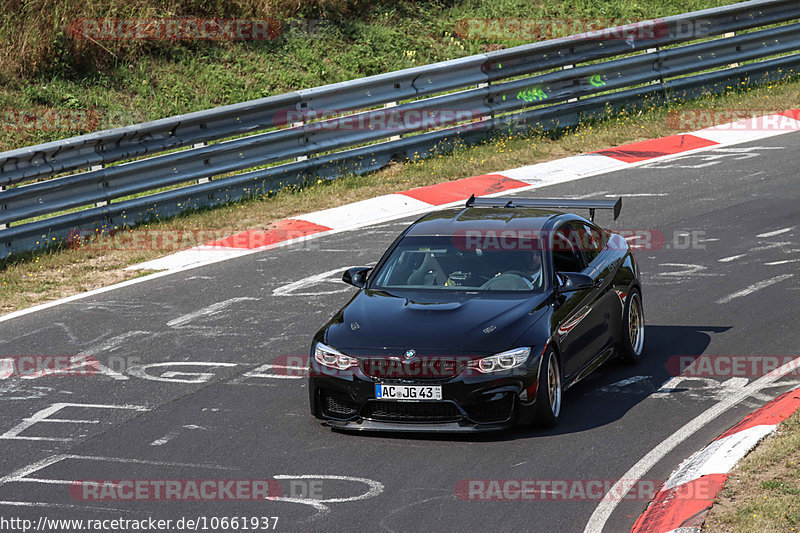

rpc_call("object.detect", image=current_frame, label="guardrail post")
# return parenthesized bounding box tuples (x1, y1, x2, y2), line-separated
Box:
(563, 65, 579, 102)
(194, 142, 211, 183)
(647, 48, 664, 85)
(91, 165, 107, 207)
(292, 118, 308, 162)
(385, 102, 402, 141)
(477, 83, 492, 125)
(724, 32, 739, 67)
(0, 185, 5, 230)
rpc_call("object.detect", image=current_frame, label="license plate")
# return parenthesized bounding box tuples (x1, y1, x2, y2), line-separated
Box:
(374, 384, 442, 401)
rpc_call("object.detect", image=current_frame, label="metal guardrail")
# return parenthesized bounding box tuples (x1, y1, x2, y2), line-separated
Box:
(1, 0, 800, 256)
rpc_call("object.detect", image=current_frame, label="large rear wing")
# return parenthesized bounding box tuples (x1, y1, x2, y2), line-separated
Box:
(465, 195, 622, 221)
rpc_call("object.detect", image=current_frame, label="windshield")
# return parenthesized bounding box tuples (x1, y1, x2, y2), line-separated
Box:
(370, 236, 544, 292)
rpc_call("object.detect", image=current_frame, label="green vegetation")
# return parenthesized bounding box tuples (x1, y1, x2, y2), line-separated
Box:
(704, 409, 800, 532)
(4, 0, 798, 314)
(1, 0, 734, 149)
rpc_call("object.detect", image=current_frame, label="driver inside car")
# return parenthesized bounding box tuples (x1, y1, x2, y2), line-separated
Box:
(474, 250, 542, 290)
(440, 249, 543, 290)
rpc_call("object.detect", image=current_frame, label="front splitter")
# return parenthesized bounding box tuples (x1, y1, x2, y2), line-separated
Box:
(326, 418, 511, 433)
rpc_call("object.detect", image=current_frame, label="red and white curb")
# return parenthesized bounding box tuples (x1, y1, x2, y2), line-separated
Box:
(128, 108, 800, 272)
(2, 109, 796, 324)
(631, 386, 800, 533)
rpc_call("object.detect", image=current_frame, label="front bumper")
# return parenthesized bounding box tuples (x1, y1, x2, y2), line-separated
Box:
(309, 355, 541, 433)
(326, 418, 510, 433)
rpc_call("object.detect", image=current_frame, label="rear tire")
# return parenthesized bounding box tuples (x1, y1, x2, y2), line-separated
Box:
(619, 288, 645, 364)
(535, 348, 562, 427)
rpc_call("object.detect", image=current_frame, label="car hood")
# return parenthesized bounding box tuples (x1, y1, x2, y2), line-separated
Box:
(323, 289, 549, 355)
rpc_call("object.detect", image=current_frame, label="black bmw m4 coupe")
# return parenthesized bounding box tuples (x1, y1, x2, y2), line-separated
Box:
(309, 195, 644, 432)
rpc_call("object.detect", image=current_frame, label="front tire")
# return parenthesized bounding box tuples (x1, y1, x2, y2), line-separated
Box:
(619, 288, 645, 364)
(535, 348, 562, 427)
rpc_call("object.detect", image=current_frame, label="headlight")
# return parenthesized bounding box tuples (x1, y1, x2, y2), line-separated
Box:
(314, 342, 358, 370)
(468, 347, 531, 373)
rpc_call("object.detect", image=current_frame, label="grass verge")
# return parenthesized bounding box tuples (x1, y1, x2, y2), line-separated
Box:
(2, 75, 800, 315)
(703, 407, 800, 533)
(1, 0, 732, 150)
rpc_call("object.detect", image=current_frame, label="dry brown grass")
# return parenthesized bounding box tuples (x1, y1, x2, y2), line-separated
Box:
(0, 0, 375, 79)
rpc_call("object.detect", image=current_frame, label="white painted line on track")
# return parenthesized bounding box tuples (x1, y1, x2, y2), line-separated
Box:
(715, 274, 794, 304)
(167, 297, 258, 327)
(562, 191, 611, 199)
(0, 269, 183, 324)
(0, 403, 149, 442)
(655, 263, 718, 278)
(0, 453, 233, 495)
(233, 363, 305, 382)
(268, 496, 329, 520)
(765, 258, 800, 266)
(150, 424, 208, 446)
(597, 376, 650, 393)
(751, 241, 793, 252)
(0, 452, 237, 518)
(127, 362, 238, 383)
(718, 254, 746, 262)
(605, 193, 669, 197)
(13, 331, 150, 382)
(756, 227, 794, 238)
(150, 430, 180, 446)
(583, 355, 800, 533)
(0, 454, 72, 486)
(272, 267, 358, 297)
(273, 474, 384, 504)
(267, 474, 385, 521)
(252, 365, 304, 379)
(79, 331, 150, 356)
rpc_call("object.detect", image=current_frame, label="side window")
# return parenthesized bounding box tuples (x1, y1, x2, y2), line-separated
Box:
(580, 223, 605, 264)
(552, 224, 586, 273)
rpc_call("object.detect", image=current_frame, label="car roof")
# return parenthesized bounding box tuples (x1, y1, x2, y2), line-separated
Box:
(405, 207, 571, 237)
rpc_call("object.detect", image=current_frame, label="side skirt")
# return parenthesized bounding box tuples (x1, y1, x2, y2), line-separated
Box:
(563, 345, 616, 391)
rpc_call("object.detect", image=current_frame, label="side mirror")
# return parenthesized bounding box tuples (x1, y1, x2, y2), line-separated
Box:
(556, 272, 594, 292)
(342, 267, 371, 288)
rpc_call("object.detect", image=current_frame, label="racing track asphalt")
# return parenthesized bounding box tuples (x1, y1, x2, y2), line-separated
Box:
(0, 133, 798, 533)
